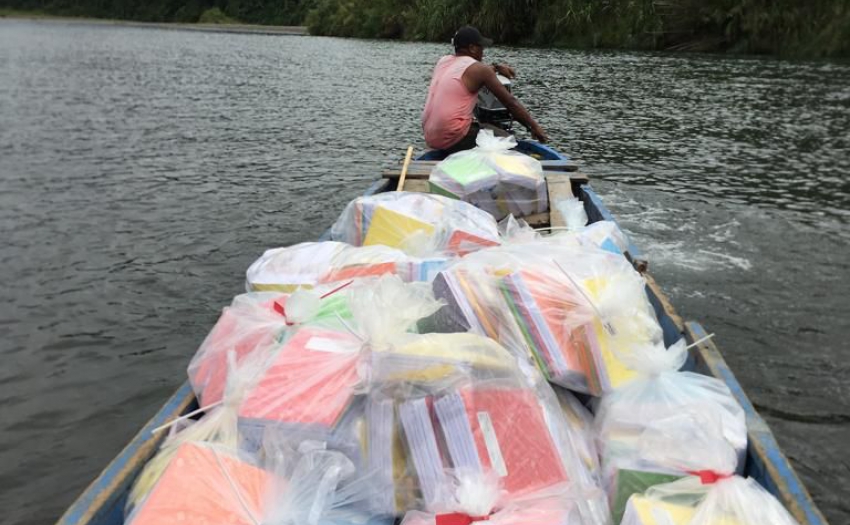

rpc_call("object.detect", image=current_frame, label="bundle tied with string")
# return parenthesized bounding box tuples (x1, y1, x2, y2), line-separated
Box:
(329, 192, 500, 258)
(620, 423, 800, 525)
(595, 338, 748, 523)
(428, 130, 548, 220)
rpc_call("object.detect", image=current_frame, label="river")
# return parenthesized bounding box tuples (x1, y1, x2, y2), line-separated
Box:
(0, 19, 847, 525)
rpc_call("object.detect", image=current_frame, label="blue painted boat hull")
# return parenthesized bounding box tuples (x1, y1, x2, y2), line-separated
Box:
(57, 141, 828, 525)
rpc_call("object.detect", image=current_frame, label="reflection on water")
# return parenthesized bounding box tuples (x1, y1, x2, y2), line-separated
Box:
(0, 19, 848, 525)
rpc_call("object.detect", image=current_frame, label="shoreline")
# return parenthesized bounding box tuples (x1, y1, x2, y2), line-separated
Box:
(0, 13, 308, 36)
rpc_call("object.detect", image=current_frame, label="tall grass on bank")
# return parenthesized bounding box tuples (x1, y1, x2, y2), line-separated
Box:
(306, 0, 850, 57)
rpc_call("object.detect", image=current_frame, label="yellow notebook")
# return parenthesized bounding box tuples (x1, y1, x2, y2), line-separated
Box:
(363, 207, 436, 249)
(626, 494, 696, 524)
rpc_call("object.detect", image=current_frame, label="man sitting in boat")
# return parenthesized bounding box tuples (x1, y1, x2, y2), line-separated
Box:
(422, 25, 549, 154)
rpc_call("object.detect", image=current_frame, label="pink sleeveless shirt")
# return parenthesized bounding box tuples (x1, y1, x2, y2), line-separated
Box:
(422, 55, 478, 149)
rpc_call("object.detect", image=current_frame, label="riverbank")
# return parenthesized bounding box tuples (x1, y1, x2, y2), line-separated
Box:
(0, 10, 308, 36)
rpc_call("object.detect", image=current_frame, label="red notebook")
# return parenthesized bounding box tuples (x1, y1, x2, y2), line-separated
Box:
(436, 387, 568, 498)
(129, 443, 274, 525)
(189, 298, 285, 406)
(447, 230, 500, 257)
(320, 262, 398, 284)
(238, 326, 362, 427)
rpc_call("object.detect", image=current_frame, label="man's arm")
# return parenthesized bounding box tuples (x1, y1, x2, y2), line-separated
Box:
(463, 62, 549, 143)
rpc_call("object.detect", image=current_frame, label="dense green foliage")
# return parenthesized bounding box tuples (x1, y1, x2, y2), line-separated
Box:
(306, 0, 850, 57)
(2, 0, 847, 56)
(0, 0, 313, 25)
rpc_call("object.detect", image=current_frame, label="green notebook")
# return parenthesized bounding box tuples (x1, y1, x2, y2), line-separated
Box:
(612, 469, 683, 524)
(438, 156, 498, 186)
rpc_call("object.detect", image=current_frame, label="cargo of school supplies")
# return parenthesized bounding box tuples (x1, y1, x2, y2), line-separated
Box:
(329, 192, 500, 257)
(428, 130, 547, 220)
(595, 339, 748, 523)
(430, 241, 664, 395)
(621, 474, 801, 525)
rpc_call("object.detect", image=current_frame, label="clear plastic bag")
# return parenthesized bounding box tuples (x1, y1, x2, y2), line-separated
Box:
(329, 192, 500, 257)
(128, 439, 382, 525)
(399, 471, 610, 525)
(429, 130, 547, 220)
(246, 241, 350, 292)
(430, 241, 663, 395)
(595, 339, 748, 523)
(622, 474, 800, 525)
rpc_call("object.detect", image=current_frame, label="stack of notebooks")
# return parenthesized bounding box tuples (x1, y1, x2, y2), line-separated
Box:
(246, 241, 349, 292)
(319, 245, 450, 285)
(188, 294, 287, 407)
(431, 262, 641, 395)
(237, 326, 364, 450)
(329, 193, 500, 257)
(388, 384, 570, 511)
(429, 150, 548, 220)
(127, 442, 274, 525)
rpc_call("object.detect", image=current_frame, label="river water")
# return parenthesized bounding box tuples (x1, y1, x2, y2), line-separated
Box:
(0, 19, 847, 525)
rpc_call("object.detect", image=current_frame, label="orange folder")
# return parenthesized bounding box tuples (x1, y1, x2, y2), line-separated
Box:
(128, 443, 274, 525)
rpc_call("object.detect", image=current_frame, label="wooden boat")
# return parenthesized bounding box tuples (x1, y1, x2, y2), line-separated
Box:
(56, 140, 828, 525)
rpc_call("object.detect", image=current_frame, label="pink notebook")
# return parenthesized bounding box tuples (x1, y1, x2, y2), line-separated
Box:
(238, 327, 362, 427)
(436, 387, 568, 498)
(129, 443, 274, 525)
(190, 298, 285, 406)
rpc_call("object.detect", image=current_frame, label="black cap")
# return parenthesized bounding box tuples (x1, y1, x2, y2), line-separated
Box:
(452, 26, 493, 50)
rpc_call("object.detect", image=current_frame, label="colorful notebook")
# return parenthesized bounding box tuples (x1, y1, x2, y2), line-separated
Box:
(621, 493, 696, 525)
(501, 270, 602, 394)
(238, 327, 362, 429)
(128, 443, 273, 525)
(363, 206, 436, 249)
(189, 299, 285, 407)
(434, 386, 568, 498)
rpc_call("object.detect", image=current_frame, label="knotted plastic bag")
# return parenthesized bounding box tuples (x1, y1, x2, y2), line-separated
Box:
(128, 349, 268, 514)
(330, 192, 500, 258)
(622, 474, 800, 525)
(429, 130, 547, 220)
(400, 470, 609, 525)
(595, 339, 748, 523)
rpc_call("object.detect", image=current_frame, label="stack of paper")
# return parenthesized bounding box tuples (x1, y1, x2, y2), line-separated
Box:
(501, 269, 604, 394)
(621, 493, 696, 525)
(429, 149, 547, 220)
(127, 443, 274, 525)
(434, 386, 569, 498)
(246, 241, 349, 292)
(237, 326, 363, 442)
(329, 193, 500, 258)
(188, 294, 287, 406)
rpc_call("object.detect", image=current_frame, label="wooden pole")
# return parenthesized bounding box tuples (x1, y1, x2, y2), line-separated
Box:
(397, 146, 414, 191)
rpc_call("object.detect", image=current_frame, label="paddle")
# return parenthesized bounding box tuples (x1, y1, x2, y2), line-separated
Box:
(398, 145, 414, 191)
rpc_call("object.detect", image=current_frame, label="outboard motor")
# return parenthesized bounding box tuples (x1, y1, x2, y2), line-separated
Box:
(474, 73, 513, 132)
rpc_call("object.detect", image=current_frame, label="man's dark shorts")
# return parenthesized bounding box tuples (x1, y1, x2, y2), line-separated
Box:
(439, 122, 481, 156)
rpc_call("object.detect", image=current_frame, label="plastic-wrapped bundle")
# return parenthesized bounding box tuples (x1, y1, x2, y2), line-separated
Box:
(595, 340, 748, 523)
(329, 192, 500, 257)
(127, 439, 385, 525)
(431, 242, 664, 395)
(127, 442, 275, 525)
(428, 131, 547, 220)
(622, 475, 800, 525)
(246, 241, 452, 292)
(187, 292, 289, 407)
(128, 350, 267, 514)
(235, 276, 445, 457)
(187, 286, 357, 407)
(246, 241, 349, 292)
(400, 471, 610, 525)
